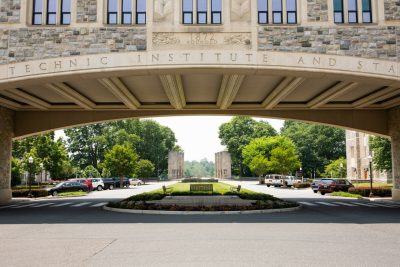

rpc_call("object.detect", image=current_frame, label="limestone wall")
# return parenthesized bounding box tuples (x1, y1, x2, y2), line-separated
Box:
(0, 0, 20, 23)
(77, 0, 97, 23)
(385, 0, 400, 21)
(6, 27, 146, 63)
(307, 0, 328, 22)
(258, 26, 398, 61)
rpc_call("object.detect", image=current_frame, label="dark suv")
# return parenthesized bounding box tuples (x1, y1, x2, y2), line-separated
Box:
(317, 179, 354, 195)
(102, 177, 130, 190)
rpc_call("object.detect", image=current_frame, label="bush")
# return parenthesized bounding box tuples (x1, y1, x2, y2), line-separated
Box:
(293, 182, 311, 188)
(348, 187, 392, 197)
(126, 193, 165, 202)
(12, 189, 48, 198)
(181, 178, 218, 183)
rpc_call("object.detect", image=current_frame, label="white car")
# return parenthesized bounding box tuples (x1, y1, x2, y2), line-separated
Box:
(89, 178, 105, 191)
(129, 178, 143, 186)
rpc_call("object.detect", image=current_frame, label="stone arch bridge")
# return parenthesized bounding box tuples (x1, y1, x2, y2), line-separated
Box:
(0, 0, 399, 202)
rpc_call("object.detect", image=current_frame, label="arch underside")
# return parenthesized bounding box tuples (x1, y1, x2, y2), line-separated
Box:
(0, 52, 397, 138)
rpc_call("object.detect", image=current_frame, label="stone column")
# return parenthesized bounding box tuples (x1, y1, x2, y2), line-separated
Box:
(389, 107, 400, 201)
(0, 107, 14, 203)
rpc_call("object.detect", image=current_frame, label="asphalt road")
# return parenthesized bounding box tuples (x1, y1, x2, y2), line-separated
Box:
(0, 180, 399, 267)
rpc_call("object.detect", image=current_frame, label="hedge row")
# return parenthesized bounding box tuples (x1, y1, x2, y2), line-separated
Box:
(181, 178, 219, 183)
(12, 189, 48, 198)
(293, 182, 311, 188)
(348, 187, 392, 197)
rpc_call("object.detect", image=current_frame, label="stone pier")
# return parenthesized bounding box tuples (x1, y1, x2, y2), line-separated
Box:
(389, 108, 400, 201)
(0, 107, 14, 203)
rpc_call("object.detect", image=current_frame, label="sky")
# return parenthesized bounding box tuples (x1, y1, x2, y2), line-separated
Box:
(151, 116, 284, 162)
(56, 116, 284, 162)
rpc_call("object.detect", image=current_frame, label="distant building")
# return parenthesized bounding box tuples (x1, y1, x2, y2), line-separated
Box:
(168, 151, 184, 179)
(215, 151, 231, 179)
(345, 130, 390, 182)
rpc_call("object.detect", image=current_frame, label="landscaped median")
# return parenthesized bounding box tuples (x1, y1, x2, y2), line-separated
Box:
(104, 181, 300, 215)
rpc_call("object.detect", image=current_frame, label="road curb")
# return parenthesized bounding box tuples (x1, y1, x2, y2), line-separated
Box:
(103, 205, 302, 215)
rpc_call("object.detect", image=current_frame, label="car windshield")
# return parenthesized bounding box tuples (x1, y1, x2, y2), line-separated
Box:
(320, 179, 334, 184)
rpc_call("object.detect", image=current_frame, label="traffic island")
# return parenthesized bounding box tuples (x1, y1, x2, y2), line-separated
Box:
(104, 182, 300, 215)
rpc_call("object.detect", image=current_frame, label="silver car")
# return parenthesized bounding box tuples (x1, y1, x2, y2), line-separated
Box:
(129, 178, 143, 186)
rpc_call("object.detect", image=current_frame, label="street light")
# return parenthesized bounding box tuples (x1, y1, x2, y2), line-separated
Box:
(28, 156, 33, 198)
(367, 154, 373, 198)
(39, 163, 44, 185)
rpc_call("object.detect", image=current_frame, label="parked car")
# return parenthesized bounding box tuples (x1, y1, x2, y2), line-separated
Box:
(317, 178, 354, 195)
(47, 181, 88, 196)
(88, 178, 105, 191)
(129, 178, 143, 186)
(102, 177, 130, 190)
(311, 179, 321, 193)
(69, 178, 93, 191)
(265, 174, 301, 187)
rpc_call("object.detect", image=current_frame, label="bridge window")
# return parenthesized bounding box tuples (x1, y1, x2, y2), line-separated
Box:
(182, 0, 223, 25)
(182, 0, 193, 24)
(258, 0, 298, 24)
(334, 0, 373, 24)
(32, 0, 71, 25)
(107, 0, 146, 25)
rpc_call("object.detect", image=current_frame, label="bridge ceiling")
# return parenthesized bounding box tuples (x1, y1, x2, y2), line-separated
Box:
(0, 71, 399, 112)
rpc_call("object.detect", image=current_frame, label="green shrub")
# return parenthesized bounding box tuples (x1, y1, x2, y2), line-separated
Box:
(331, 191, 363, 198)
(348, 187, 392, 197)
(181, 178, 218, 183)
(126, 192, 165, 202)
(12, 189, 48, 198)
(293, 182, 311, 188)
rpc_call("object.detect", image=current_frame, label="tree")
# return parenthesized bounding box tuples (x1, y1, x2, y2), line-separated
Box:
(248, 155, 269, 177)
(82, 165, 101, 178)
(184, 159, 215, 178)
(281, 121, 345, 178)
(369, 136, 392, 173)
(242, 136, 300, 176)
(103, 145, 139, 188)
(135, 160, 155, 184)
(11, 157, 22, 187)
(323, 158, 347, 178)
(65, 124, 109, 169)
(218, 116, 277, 176)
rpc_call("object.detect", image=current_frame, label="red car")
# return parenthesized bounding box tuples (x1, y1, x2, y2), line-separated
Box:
(318, 179, 354, 195)
(69, 178, 93, 191)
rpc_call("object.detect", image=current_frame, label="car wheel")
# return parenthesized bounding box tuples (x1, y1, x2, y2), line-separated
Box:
(313, 190, 318, 193)
(79, 189, 83, 192)
(267, 185, 270, 187)
(320, 192, 325, 195)
(52, 191, 58, 196)
(97, 185, 103, 191)
(109, 184, 114, 190)
(138, 182, 142, 186)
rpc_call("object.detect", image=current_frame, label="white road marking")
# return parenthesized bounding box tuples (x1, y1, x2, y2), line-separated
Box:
(70, 202, 92, 207)
(90, 202, 108, 207)
(50, 202, 73, 207)
(0, 204, 21, 209)
(298, 202, 318, 206)
(31, 203, 55, 208)
(352, 202, 378, 207)
(315, 202, 339, 207)
(12, 203, 38, 208)
(368, 203, 398, 208)
(332, 202, 357, 207)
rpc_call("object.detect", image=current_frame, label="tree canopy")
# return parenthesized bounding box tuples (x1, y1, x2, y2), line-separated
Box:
(242, 136, 301, 176)
(369, 136, 392, 173)
(184, 159, 215, 177)
(322, 157, 347, 178)
(218, 116, 277, 176)
(281, 121, 345, 178)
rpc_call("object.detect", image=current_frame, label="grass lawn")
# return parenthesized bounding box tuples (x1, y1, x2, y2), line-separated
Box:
(57, 192, 88, 197)
(354, 182, 392, 188)
(151, 182, 252, 194)
(331, 191, 363, 198)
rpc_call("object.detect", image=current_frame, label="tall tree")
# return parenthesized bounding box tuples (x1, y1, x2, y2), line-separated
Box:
(323, 158, 347, 178)
(242, 136, 301, 176)
(103, 145, 139, 188)
(281, 121, 345, 178)
(218, 116, 277, 176)
(369, 136, 392, 173)
(184, 159, 215, 177)
(65, 124, 109, 169)
(135, 159, 155, 184)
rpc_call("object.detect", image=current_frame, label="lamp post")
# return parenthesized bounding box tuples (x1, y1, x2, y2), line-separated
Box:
(340, 162, 344, 178)
(367, 154, 373, 198)
(28, 156, 33, 198)
(39, 163, 44, 186)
